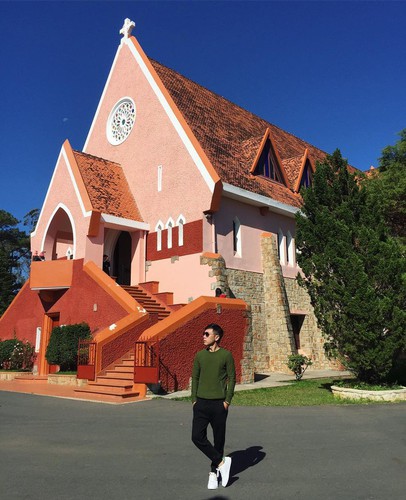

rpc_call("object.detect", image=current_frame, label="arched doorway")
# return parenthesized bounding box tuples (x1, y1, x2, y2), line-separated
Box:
(113, 231, 132, 285)
(43, 206, 75, 260)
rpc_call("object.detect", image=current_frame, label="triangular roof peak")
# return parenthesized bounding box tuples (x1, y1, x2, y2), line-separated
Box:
(249, 128, 290, 187)
(294, 148, 316, 192)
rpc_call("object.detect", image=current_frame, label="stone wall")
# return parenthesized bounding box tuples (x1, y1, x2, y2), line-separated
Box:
(283, 277, 336, 369)
(200, 246, 339, 375)
(226, 268, 267, 374)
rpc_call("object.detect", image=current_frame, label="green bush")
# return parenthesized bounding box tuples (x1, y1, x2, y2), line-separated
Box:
(287, 354, 313, 381)
(45, 323, 91, 371)
(0, 337, 35, 370)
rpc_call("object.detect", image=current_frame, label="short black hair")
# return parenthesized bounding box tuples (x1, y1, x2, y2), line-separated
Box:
(215, 288, 222, 297)
(205, 323, 224, 341)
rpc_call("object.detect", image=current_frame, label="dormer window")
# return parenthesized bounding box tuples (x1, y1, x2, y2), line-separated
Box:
(299, 161, 313, 189)
(253, 138, 284, 183)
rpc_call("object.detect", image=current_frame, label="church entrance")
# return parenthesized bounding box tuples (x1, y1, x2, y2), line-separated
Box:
(113, 231, 132, 285)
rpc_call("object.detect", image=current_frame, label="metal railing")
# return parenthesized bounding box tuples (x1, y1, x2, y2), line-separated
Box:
(77, 340, 96, 380)
(133, 341, 160, 384)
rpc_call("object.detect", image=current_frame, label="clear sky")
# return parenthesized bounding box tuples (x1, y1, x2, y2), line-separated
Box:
(1, 1, 405, 223)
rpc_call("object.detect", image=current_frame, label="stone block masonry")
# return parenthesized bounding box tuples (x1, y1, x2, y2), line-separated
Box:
(200, 242, 339, 374)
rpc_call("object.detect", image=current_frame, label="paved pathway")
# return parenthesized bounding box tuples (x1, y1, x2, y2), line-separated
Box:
(0, 370, 351, 404)
(0, 390, 404, 499)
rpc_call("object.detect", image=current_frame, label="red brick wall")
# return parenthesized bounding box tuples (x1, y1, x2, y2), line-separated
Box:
(146, 219, 203, 261)
(101, 315, 158, 370)
(0, 260, 129, 343)
(0, 283, 44, 343)
(158, 308, 248, 392)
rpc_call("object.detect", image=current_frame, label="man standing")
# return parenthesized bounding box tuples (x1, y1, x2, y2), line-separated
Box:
(191, 323, 236, 490)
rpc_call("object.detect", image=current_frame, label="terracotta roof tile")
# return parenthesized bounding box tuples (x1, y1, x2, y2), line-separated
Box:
(73, 151, 143, 221)
(282, 155, 305, 190)
(150, 59, 333, 207)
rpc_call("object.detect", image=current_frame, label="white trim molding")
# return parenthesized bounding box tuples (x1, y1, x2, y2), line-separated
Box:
(223, 183, 299, 218)
(101, 214, 150, 231)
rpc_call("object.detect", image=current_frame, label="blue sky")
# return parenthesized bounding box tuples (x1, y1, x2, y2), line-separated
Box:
(1, 1, 405, 224)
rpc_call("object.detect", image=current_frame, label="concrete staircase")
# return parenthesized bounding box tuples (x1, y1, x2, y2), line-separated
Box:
(121, 284, 172, 320)
(74, 282, 183, 400)
(74, 351, 140, 399)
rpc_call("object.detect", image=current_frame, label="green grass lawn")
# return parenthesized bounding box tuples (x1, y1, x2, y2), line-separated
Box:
(174, 378, 401, 406)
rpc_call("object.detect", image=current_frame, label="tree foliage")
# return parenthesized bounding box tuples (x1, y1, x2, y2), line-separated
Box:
(364, 129, 406, 243)
(0, 208, 39, 315)
(296, 149, 406, 384)
(46, 323, 91, 371)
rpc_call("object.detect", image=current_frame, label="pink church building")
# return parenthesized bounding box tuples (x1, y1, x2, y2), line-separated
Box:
(0, 19, 342, 398)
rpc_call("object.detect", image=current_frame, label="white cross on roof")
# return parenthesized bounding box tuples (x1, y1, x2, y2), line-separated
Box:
(120, 18, 135, 38)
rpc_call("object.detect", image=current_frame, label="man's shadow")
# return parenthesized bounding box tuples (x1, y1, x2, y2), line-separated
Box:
(227, 445, 266, 486)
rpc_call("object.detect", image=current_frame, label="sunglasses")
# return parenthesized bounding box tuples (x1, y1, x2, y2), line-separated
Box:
(203, 331, 215, 337)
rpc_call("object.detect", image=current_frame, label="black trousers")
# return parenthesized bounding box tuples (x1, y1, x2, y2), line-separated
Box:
(191, 398, 228, 472)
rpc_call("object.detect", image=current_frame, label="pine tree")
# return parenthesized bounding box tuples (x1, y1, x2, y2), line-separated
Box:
(296, 150, 406, 384)
(0, 210, 31, 315)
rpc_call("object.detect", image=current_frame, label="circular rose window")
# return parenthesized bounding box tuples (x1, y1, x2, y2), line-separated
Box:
(106, 98, 136, 145)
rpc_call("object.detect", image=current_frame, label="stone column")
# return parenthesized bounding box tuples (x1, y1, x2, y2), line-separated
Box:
(261, 232, 296, 372)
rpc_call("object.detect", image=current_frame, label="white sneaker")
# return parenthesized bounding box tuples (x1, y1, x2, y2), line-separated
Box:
(217, 456, 232, 487)
(207, 472, 218, 489)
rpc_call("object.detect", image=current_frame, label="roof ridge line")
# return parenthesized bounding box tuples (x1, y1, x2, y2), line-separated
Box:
(73, 149, 121, 167)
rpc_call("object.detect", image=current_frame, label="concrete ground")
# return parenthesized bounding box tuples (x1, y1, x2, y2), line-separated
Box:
(0, 390, 405, 499)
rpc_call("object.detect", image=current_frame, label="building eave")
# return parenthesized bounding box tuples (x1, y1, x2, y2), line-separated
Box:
(223, 183, 299, 218)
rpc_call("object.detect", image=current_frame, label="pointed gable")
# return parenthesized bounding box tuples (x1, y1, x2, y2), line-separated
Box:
(73, 150, 143, 222)
(295, 149, 315, 192)
(249, 128, 289, 186)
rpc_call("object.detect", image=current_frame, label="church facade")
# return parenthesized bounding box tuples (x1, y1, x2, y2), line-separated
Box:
(0, 20, 342, 393)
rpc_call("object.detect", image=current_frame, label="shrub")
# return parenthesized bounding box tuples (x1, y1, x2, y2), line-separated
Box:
(287, 354, 313, 381)
(45, 323, 91, 371)
(0, 337, 35, 370)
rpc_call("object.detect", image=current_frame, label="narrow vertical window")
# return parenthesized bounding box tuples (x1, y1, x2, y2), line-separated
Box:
(155, 221, 163, 251)
(157, 165, 163, 192)
(176, 215, 185, 247)
(278, 229, 286, 265)
(166, 218, 174, 249)
(233, 217, 242, 256)
(287, 231, 295, 266)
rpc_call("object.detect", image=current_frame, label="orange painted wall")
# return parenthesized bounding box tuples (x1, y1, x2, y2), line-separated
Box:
(0, 260, 129, 343)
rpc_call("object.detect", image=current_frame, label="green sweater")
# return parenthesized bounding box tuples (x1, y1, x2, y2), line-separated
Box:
(191, 348, 236, 404)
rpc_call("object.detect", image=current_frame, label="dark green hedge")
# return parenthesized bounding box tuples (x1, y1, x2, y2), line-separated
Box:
(45, 323, 91, 371)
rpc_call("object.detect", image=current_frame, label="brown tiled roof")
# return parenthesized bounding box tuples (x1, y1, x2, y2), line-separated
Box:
(150, 59, 332, 207)
(282, 155, 305, 190)
(73, 151, 143, 221)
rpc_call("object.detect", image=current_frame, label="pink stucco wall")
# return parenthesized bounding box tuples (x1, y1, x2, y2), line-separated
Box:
(215, 197, 299, 277)
(145, 253, 216, 304)
(83, 41, 213, 231)
(31, 147, 103, 266)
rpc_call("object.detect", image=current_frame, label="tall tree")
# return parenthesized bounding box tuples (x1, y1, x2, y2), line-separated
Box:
(295, 150, 406, 384)
(364, 129, 406, 243)
(0, 209, 36, 315)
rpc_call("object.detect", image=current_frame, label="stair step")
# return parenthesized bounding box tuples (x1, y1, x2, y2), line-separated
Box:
(75, 386, 140, 398)
(106, 366, 134, 374)
(90, 379, 134, 388)
(120, 360, 135, 367)
(102, 372, 133, 380)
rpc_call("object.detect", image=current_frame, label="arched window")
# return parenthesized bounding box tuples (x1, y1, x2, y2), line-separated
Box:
(155, 221, 164, 251)
(233, 217, 242, 256)
(166, 218, 174, 249)
(278, 229, 286, 265)
(176, 215, 185, 247)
